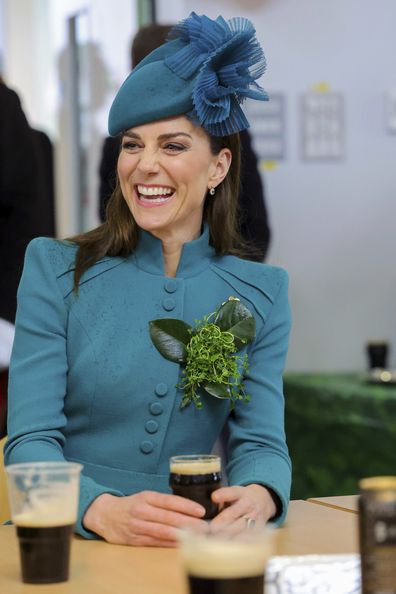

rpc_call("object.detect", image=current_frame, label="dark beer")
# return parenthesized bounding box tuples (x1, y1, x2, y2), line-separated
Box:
(188, 574, 264, 594)
(366, 341, 389, 369)
(169, 456, 221, 519)
(6, 461, 82, 585)
(359, 476, 396, 594)
(16, 523, 74, 583)
(181, 532, 269, 594)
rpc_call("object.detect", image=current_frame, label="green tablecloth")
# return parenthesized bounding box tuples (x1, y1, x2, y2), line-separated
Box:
(284, 372, 396, 499)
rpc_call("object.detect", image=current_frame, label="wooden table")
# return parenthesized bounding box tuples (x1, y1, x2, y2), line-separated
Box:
(0, 500, 359, 594)
(307, 495, 358, 514)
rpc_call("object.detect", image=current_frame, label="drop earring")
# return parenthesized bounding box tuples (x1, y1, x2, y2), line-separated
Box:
(209, 187, 216, 196)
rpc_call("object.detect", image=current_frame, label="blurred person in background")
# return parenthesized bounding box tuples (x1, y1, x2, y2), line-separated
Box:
(98, 23, 271, 261)
(0, 75, 55, 437)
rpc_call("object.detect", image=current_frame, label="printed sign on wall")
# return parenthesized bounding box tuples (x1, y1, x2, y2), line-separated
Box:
(301, 92, 344, 160)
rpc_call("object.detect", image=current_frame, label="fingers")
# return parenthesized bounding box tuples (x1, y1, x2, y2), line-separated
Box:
(90, 490, 208, 546)
(144, 491, 206, 517)
(212, 486, 245, 505)
(133, 501, 207, 531)
(119, 491, 207, 545)
(210, 486, 260, 527)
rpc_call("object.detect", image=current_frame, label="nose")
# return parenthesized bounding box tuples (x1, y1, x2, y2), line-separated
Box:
(136, 147, 160, 175)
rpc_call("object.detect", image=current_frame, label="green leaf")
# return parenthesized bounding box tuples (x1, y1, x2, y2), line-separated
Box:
(214, 298, 256, 350)
(214, 298, 251, 331)
(203, 382, 231, 399)
(228, 317, 256, 350)
(149, 319, 192, 363)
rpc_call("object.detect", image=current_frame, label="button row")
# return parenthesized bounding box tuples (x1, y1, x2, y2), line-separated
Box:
(140, 381, 170, 453)
(162, 279, 178, 311)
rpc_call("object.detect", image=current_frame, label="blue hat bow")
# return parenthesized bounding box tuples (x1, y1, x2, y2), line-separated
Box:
(108, 12, 268, 137)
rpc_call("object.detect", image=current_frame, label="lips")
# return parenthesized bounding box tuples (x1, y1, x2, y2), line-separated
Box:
(135, 184, 175, 207)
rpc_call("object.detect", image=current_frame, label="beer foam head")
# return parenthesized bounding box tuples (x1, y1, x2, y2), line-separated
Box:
(170, 456, 221, 475)
(13, 509, 76, 528)
(180, 529, 272, 578)
(11, 485, 78, 527)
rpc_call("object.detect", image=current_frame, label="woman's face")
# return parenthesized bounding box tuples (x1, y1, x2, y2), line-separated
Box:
(117, 116, 231, 242)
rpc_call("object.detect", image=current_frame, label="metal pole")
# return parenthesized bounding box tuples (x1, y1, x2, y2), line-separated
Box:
(150, 0, 156, 23)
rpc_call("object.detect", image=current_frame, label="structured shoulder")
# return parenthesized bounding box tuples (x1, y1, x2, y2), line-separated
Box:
(25, 237, 77, 277)
(25, 237, 125, 298)
(211, 255, 288, 301)
(210, 255, 289, 323)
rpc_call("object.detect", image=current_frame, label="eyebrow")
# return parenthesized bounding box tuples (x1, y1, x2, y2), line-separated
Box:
(123, 131, 193, 141)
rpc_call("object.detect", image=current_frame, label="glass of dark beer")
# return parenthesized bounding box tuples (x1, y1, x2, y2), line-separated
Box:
(6, 461, 82, 584)
(169, 455, 222, 519)
(179, 521, 273, 594)
(366, 340, 389, 370)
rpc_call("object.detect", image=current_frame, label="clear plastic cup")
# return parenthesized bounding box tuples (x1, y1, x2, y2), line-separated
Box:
(6, 461, 82, 584)
(179, 520, 273, 594)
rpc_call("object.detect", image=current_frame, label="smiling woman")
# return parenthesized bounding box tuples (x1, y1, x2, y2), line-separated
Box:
(5, 12, 291, 547)
(117, 117, 232, 275)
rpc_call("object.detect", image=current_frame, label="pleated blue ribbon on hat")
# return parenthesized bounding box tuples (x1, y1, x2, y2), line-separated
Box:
(108, 12, 268, 137)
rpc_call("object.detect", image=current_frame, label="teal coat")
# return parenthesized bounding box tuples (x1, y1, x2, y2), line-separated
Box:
(5, 227, 291, 538)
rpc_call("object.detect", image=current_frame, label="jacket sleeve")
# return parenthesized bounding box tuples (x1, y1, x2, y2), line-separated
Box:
(226, 269, 291, 525)
(4, 238, 123, 539)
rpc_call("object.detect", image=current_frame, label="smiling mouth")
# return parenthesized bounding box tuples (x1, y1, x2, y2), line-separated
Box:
(135, 184, 175, 206)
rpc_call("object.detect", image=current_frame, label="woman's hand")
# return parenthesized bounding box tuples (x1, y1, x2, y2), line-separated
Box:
(210, 484, 278, 527)
(82, 491, 207, 546)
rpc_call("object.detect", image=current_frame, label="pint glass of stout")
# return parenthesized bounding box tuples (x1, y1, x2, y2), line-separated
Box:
(179, 522, 273, 594)
(170, 455, 221, 519)
(6, 461, 82, 584)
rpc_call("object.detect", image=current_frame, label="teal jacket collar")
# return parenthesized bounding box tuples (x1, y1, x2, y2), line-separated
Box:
(134, 224, 215, 277)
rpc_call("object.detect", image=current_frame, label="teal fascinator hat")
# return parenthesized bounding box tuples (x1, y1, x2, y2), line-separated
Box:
(108, 12, 268, 137)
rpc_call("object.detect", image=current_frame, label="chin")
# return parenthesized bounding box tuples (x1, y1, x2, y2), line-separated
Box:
(134, 214, 171, 235)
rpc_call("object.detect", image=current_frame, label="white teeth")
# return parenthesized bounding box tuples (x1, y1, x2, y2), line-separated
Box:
(139, 195, 171, 204)
(137, 185, 173, 196)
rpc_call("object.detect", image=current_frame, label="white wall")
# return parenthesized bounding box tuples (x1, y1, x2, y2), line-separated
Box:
(159, 0, 396, 372)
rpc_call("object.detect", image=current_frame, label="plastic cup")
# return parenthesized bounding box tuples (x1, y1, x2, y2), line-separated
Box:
(179, 521, 273, 594)
(6, 461, 82, 584)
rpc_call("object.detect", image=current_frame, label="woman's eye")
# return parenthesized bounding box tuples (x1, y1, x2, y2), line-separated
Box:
(122, 141, 140, 151)
(164, 143, 186, 152)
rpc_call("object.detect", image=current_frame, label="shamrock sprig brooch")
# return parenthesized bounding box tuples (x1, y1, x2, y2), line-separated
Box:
(149, 297, 256, 409)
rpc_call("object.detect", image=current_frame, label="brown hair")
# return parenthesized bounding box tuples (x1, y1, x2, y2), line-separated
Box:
(69, 132, 245, 291)
(131, 24, 173, 68)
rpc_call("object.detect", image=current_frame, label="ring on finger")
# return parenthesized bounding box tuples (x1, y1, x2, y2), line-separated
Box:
(244, 516, 255, 529)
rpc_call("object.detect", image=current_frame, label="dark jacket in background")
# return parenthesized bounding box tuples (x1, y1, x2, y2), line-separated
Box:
(98, 129, 271, 261)
(0, 83, 55, 324)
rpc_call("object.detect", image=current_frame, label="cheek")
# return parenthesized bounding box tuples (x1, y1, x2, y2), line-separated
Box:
(117, 158, 135, 197)
(117, 154, 136, 181)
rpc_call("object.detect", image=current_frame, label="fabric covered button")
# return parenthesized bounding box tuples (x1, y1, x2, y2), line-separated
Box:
(149, 402, 163, 415)
(164, 279, 177, 293)
(145, 420, 159, 434)
(155, 383, 168, 397)
(140, 440, 154, 454)
(162, 298, 175, 311)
